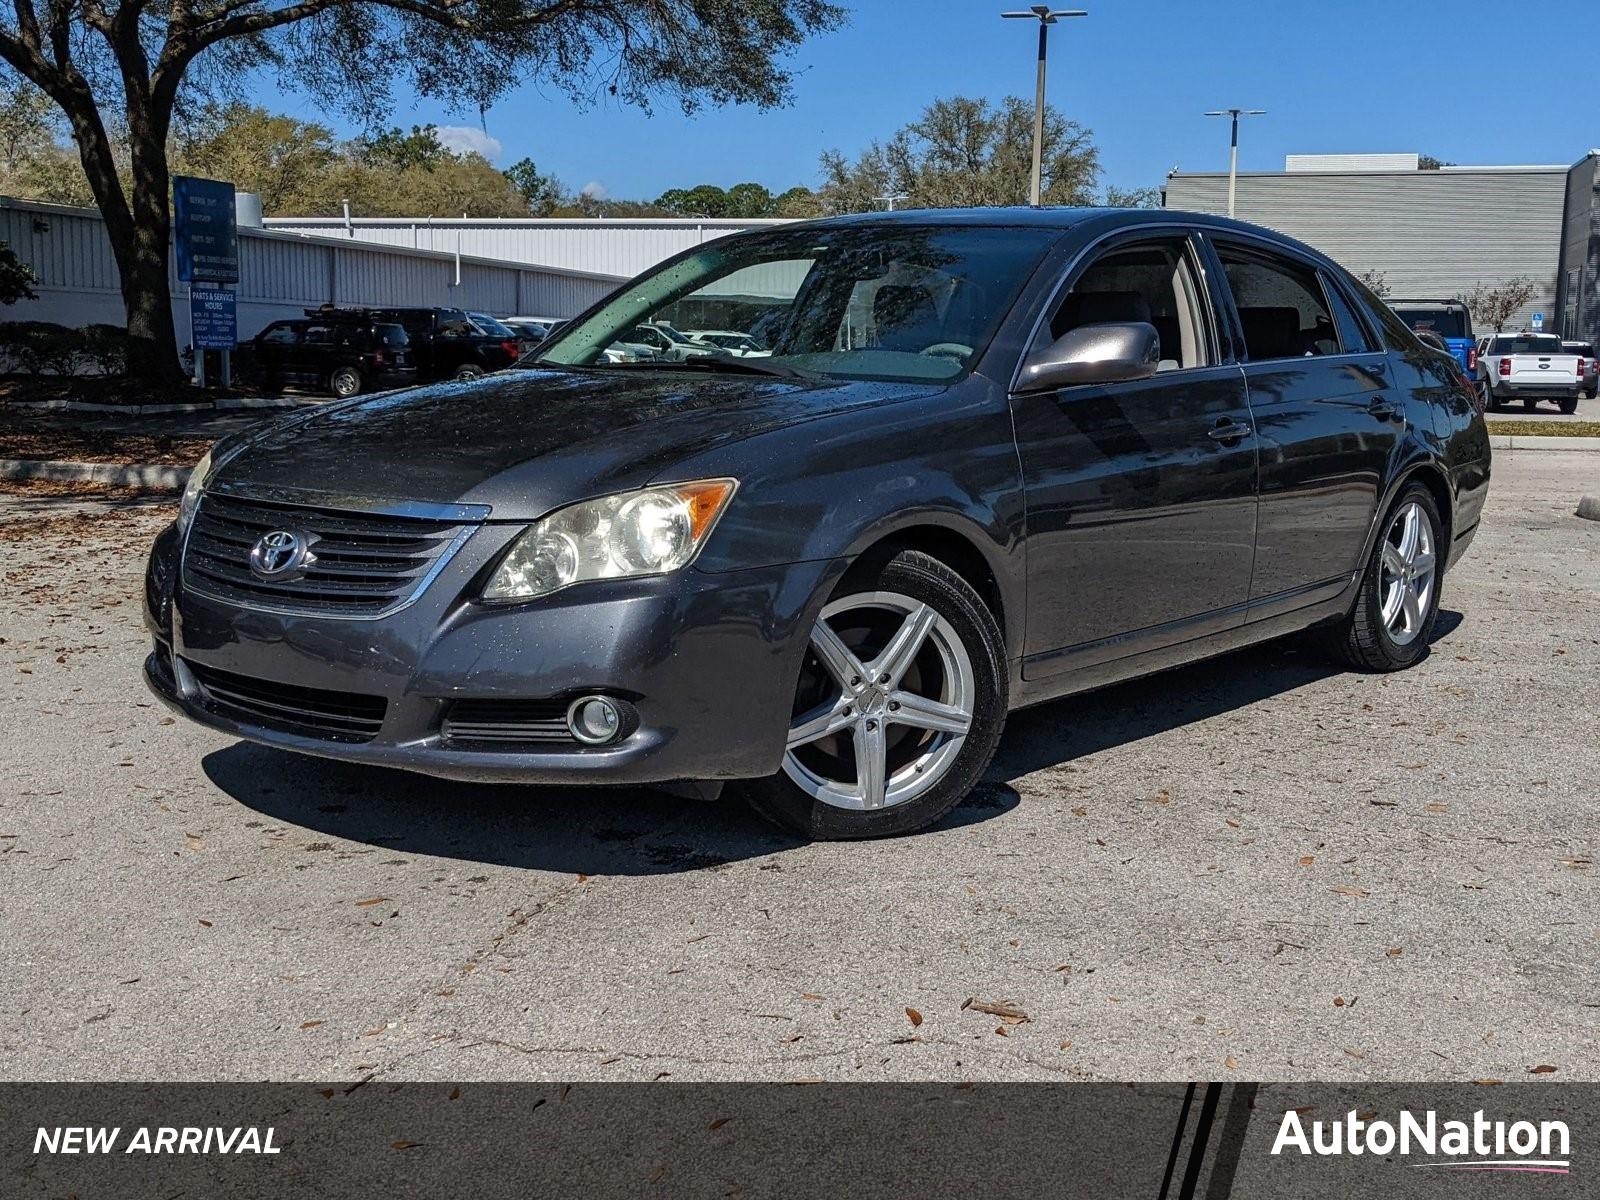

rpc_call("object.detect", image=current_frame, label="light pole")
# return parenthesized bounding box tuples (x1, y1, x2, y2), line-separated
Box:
(873, 193, 909, 212)
(1003, 6, 1087, 207)
(1203, 107, 1266, 218)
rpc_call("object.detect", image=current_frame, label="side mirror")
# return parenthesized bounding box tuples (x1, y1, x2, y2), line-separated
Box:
(1014, 321, 1161, 393)
(1414, 330, 1448, 353)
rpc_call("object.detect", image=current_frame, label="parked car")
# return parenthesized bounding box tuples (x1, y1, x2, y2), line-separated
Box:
(1562, 341, 1598, 398)
(308, 306, 519, 382)
(1474, 331, 1583, 413)
(624, 322, 719, 362)
(236, 317, 416, 398)
(687, 330, 770, 357)
(146, 209, 1488, 839)
(1390, 299, 1475, 376)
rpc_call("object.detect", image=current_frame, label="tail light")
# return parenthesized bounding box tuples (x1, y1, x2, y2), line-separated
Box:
(1466, 346, 1477, 372)
(1499, 357, 1512, 377)
(1578, 358, 1587, 377)
(371, 349, 386, 367)
(501, 339, 520, 360)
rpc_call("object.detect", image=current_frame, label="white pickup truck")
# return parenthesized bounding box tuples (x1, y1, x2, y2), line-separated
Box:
(1474, 331, 1584, 413)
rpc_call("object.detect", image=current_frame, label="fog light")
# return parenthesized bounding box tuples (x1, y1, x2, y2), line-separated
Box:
(567, 695, 623, 745)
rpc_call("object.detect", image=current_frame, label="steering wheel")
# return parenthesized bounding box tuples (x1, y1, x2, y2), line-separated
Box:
(918, 342, 973, 364)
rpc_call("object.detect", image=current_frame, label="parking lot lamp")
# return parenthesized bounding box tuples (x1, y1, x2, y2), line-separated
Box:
(1003, 6, 1088, 207)
(1203, 108, 1266, 218)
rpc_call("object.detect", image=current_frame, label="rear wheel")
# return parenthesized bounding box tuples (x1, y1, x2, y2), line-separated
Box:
(1560, 394, 1580, 415)
(329, 366, 362, 398)
(1321, 483, 1442, 672)
(743, 550, 1007, 840)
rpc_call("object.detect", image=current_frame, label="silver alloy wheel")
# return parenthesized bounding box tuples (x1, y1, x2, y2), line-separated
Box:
(330, 368, 361, 398)
(782, 590, 975, 812)
(1378, 500, 1437, 647)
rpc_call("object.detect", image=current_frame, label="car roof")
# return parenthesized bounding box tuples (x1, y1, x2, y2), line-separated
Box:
(769, 206, 1353, 273)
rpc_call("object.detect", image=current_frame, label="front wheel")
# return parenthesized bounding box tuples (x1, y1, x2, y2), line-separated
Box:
(1522, 396, 1538, 411)
(328, 366, 363, 398)
(743, 550, 1007, 840)
(454, 364, 486, 381)
(1320, 483, 1442, 672)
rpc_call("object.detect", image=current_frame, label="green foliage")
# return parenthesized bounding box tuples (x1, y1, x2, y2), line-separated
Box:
(358, 125, 453, 172)
(0, 320, 84, 374)
(817, 95, 1100, 213)
(0, 239, 38, 305)
(79, 323, 132, 373)
(1101, 184, 1161, 209)
(503, 157, 565, 216)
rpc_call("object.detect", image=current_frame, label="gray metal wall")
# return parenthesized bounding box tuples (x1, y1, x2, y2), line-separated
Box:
(1164, 167, 1568, 332)
(262, 216, 792, 280)
(0, 198, 624, 345)
(1555, 154, 1599, 345)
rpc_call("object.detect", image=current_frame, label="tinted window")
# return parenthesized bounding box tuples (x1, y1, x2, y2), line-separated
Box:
(1042, 238, 1211, 370)
(469, 313, 515, 337)
(539, 225, 1058, 382)
(376, 324, 408, 348)
(258, 323, 299, 346)
(1490, 334, 1565, 354)
(1323, 274, 1375, 353)
(1393, 306, 1470, 339)
(1217, 245, 1338, 359)
(1563, 342, 1595, 356)
(437, 310, 476, 336)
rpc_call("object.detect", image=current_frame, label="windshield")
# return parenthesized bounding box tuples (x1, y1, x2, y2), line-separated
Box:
(470, 313, 515, 337)
(1393, 306, 1470, 339)
(535, 225, 1059, 382)
(1491, 334, 1564, 354)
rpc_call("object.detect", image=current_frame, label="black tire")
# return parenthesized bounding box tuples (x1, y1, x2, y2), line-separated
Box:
(1559, 394, 1579, 415)
(454, 364, 486, 381)
(1522, 396, 1538, 411)
(1320, 482, 1443, 673)
(1482, 382, 1500, 412)
(742, 550, 1008, 840)
(329, 366, 363, 398)
(1586, 384, 1597, 400)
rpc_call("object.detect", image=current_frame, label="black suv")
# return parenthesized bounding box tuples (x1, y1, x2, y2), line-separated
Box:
(335, 306, 521, 382)
(238, 317, 416, 398)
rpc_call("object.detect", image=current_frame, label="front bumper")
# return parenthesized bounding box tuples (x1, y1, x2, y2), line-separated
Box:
(144, 518, 834, 785)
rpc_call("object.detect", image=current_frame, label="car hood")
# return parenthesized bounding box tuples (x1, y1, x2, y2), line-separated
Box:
(212, 367, 931, 519)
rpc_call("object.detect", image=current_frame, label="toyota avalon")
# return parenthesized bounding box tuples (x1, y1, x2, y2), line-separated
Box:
(144, 208, 1490, 839)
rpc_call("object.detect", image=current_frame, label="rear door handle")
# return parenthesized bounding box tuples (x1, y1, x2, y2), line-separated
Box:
(1207, 419, 1251, 443)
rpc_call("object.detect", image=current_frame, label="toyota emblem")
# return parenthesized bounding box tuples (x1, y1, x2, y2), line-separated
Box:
(249, 530, 311, 578)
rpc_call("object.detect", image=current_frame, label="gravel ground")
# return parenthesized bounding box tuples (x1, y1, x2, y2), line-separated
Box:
(1, 452, 1595, 1083)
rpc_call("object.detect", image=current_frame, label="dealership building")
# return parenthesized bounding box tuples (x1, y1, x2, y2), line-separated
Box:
(1164, 152, 1600, 344)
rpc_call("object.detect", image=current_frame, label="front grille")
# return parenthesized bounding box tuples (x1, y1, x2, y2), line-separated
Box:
(441, 698, 574, 745)
(182, 494, 467, 617)
(185, 660, 387, 743)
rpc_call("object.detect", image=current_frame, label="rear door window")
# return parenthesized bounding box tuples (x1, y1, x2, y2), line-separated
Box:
(1215, 244, 1338, 360)
(1321, 274, 1376, 354)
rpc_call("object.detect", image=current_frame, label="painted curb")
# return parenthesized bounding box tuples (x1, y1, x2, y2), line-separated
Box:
(1578, 496, 1600, 522)
(1488, 434, 1600, 452)
(0, 458, 190, 490)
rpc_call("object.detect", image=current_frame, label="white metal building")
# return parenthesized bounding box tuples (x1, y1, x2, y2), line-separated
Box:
(1164, 155, 1573, 332)
(0, 197, 625, 342)
(262, 216, 789, 280)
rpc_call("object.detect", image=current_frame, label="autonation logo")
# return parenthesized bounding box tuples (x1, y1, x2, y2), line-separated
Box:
(1272, 1109, 1571, 1174)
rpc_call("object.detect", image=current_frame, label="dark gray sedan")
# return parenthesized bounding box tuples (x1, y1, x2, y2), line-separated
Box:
(144, 208, 1490, 839)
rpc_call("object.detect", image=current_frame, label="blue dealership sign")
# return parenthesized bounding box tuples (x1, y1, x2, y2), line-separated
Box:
(173, 176, 238, 283)
(190, 287, 237, 349)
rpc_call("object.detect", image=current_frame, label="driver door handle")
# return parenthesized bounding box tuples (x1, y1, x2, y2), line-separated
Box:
(1207, 419, 1251, 444)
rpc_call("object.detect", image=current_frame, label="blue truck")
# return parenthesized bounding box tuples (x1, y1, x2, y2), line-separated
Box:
(1389, 299, 1476, 375)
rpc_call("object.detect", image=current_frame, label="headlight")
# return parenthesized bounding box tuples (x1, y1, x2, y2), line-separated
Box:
(175, 448, 213, 535)
(484, 478, 737, 601)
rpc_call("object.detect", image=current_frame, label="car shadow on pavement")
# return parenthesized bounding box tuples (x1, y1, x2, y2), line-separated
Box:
(201, 744, 1020, 877)
(201, 614, 1462, 872)
(990, 611, 1464, 784)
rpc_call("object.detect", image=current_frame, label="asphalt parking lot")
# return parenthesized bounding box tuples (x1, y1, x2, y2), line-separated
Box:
(1, 451, 1595, 1083)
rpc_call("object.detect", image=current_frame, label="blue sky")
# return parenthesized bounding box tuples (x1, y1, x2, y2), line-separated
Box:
(264, 0, 1598, 202)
